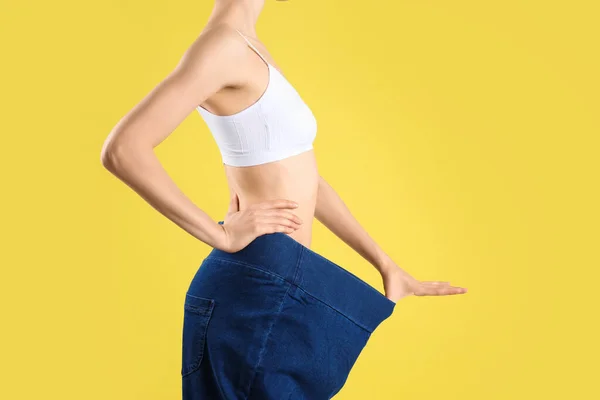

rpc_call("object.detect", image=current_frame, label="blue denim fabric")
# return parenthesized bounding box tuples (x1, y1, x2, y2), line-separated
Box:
(182, 221, 395, 399)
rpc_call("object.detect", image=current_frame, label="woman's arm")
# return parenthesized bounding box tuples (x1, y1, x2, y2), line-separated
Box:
(315, 175, 467, 300)
(314, 175, 394, 275)
(100, 27, 247, 249)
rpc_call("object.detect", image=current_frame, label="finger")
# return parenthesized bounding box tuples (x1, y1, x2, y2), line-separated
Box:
(258, 216, 301, 229)
(437, 286, 468, 295)
(419, 287, 449, 296)
(257, 223, 295, 235)
(420, 283, 450, 291)
(258, 209, 303, 224)
(254, 199, 299, 210)
(415, 284, 466, 296)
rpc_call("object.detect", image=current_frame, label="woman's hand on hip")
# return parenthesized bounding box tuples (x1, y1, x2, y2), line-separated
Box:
(214, 192, 303, 253)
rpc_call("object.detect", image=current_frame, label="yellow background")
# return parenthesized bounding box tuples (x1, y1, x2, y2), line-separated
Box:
(1, 0, 598, 399)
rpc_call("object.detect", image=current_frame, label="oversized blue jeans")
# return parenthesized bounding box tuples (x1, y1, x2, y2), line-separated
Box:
(181, 222, 395, 399)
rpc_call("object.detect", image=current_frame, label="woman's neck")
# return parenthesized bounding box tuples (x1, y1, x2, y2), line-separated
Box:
(207, 0, 265, 38)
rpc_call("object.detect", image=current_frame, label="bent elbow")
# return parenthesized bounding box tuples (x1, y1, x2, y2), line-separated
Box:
(100, 142, 113, 170)
(100, 139, 119, 171)
(100, 138, 134, 174)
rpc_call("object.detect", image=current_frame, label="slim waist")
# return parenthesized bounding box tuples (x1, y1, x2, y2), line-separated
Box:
(208, 223, 395, 333)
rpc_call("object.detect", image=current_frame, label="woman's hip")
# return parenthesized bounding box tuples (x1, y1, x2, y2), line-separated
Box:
(186, 231, 395, 338)
(182, 232, 396, 398)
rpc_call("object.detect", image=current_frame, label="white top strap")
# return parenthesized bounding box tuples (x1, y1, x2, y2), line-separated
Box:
(234, 28, 268, 64)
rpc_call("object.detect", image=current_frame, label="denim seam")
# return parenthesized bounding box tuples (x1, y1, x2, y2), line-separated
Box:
(181, 302, 215, 378)
(294, 243, 395, 307)
(211, 252, 372, 333)
(292, 245, 304, 285)
(294, 247, 371, 332)
(243, 278, 294, 399)
(206, 305, 228, 399)
(294, 284, 372, 334)
(206, 256, 289, 283)
(211, 359, 228, 400)
(185, 292, 211, 300)
(205, 255, 373, 333)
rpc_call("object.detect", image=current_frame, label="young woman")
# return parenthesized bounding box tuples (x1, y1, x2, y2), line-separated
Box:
(101, 1, 467, 398)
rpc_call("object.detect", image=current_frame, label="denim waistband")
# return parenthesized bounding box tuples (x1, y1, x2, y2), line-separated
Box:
(208, 222, 395, 333)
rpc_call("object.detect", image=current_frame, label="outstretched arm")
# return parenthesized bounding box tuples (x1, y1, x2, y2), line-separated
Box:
(314, 175, 393, 275)
(315, 175, 467, 302)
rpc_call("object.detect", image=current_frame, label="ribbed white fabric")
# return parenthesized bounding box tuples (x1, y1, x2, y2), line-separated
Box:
(196, 29, 317, 167)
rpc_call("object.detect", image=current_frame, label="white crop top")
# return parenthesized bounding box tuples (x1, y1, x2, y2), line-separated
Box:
(196, 29, 317, 167)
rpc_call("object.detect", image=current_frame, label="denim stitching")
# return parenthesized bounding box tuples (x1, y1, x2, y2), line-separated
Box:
(185, 293, 212, 301)
(181, 301, 215, 378)
(299, 245, 394, 306)
(206, 255, 373, 333)
(243, 277, 294, 399)
(206, 256, 289, 283)
(294, 285, 372, 334)
(204, 302, 228, 399)
(209, 346, 228, 400)
(291, 245, 304, 285)
(183, 291, 229, 397)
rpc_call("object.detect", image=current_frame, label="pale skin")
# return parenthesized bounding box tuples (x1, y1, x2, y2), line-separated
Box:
(100, 0, 467, 302)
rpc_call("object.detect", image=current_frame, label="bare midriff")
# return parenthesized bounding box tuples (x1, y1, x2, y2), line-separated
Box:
(223, 149, 319, 249)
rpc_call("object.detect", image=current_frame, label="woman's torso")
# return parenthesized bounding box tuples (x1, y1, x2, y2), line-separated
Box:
(224, 151, 319, 249)
(199, 27, 319, 249)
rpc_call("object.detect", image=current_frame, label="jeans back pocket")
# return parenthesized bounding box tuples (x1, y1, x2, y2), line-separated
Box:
(181, 293, 215, 377)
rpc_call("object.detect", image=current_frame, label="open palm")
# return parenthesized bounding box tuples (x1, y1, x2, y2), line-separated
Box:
(382, 266, 467, 303)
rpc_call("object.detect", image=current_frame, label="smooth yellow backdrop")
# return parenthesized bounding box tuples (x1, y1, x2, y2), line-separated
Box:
(1, 1, 598, 399)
